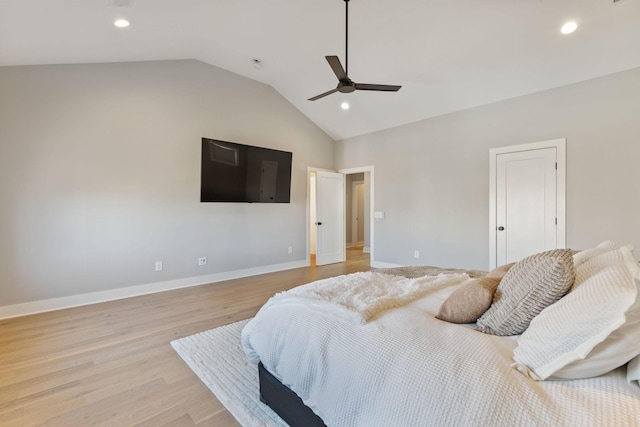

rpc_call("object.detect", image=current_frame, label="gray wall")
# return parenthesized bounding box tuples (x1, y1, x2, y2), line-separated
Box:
(336, 66, 640, 270)
(0, 60, 335, 306)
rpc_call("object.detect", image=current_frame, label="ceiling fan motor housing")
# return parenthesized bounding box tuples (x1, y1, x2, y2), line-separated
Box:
(338, 80, 356, 93)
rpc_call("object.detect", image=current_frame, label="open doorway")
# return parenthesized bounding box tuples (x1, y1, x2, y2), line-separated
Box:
(307, 166, 373, 267)
(345, 172, 370, 254)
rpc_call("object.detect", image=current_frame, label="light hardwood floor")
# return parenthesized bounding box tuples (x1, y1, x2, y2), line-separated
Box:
(0, 248, 370, 426)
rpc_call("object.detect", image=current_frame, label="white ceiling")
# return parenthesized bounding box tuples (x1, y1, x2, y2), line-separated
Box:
(1, 0, 640, 141)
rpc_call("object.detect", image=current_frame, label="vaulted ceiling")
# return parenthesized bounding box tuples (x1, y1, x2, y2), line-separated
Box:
(2, 0, 640, 140)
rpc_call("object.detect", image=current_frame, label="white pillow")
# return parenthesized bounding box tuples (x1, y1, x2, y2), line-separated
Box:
(551, 278, 640, 379)
(572, 240, 633, 269)
(628, 354, 640, 389)
(512, 245, 640, 380)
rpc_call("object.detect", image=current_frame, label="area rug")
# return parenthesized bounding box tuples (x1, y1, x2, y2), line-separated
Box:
(170, 319, 288, 427)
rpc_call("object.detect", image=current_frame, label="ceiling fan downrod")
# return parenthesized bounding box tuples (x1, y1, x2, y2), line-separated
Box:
(344, 0, 349, 76)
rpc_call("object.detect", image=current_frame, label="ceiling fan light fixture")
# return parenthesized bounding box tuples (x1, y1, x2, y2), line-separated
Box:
(561, 21, 577, 34)
(114, 19, 130, 28)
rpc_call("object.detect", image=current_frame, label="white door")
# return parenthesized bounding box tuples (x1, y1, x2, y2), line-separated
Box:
(489, 139, 566, 269)
(315, 171, 345, 265)
(496, 148, 556, 265)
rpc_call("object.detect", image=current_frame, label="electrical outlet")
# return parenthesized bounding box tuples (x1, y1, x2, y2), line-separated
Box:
(288, 246, 293, 254)
(155, 261, 163, 271)
(414, 250, 420, 259)
(198, 257, 207, 266)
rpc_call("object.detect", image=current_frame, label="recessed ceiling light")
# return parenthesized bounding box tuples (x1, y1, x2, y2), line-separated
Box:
(561, 21, 577, 34)
(114, 19, 130, 28)
(341, 102, 350, 110)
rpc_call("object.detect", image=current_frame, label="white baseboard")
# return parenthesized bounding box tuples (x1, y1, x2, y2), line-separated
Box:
(362, 246, 371, 253)
(0, 260, 307, 320)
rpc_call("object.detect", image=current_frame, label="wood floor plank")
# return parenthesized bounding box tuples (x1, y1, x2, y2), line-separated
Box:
(0, 248, 370, 426)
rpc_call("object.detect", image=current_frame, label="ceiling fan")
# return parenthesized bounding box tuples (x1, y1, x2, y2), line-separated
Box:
(308, 0, 401, 101)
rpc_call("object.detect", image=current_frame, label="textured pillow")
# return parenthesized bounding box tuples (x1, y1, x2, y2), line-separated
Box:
(512, 246, 640, 380)
(550, 277, 640, 379)
(573, 240, 633, 269)
(477, 249, 575, 336)
(628, 353, 640, 389)
(436, 277, 501, 324)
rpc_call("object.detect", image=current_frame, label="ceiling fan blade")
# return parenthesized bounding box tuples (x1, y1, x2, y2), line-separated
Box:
(325, 56, 348, 81)
(354, 83, 402, 92)
(308, 87, 339, 101)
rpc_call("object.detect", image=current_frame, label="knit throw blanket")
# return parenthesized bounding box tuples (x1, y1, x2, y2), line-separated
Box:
(258, 271, 468, 324)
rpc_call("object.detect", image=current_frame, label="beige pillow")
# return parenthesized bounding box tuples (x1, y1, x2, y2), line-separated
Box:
(477, 249, 575, 336)
(436, 276, 501, 324)
(485, 262, 515, 280)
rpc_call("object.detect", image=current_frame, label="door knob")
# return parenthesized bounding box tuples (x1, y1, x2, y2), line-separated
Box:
(497, 226, 505, 231)
(315, 222, 322, 226)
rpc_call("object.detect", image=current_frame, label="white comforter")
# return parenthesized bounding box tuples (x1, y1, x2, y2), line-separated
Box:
(241, 272, 640, 427)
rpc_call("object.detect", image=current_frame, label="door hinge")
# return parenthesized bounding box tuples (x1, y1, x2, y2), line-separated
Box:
(555, 162, 558, 170)
(555, 217, 557, 225)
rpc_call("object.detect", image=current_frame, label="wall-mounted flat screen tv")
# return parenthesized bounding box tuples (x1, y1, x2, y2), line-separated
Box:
(201, 138, 293, 203)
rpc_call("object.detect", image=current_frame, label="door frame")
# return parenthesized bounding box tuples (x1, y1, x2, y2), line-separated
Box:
(306, 165, 375, 266)
(489, 139, 566, 269)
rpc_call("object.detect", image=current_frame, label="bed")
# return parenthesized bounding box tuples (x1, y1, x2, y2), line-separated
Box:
(241, 241, 640, 426)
